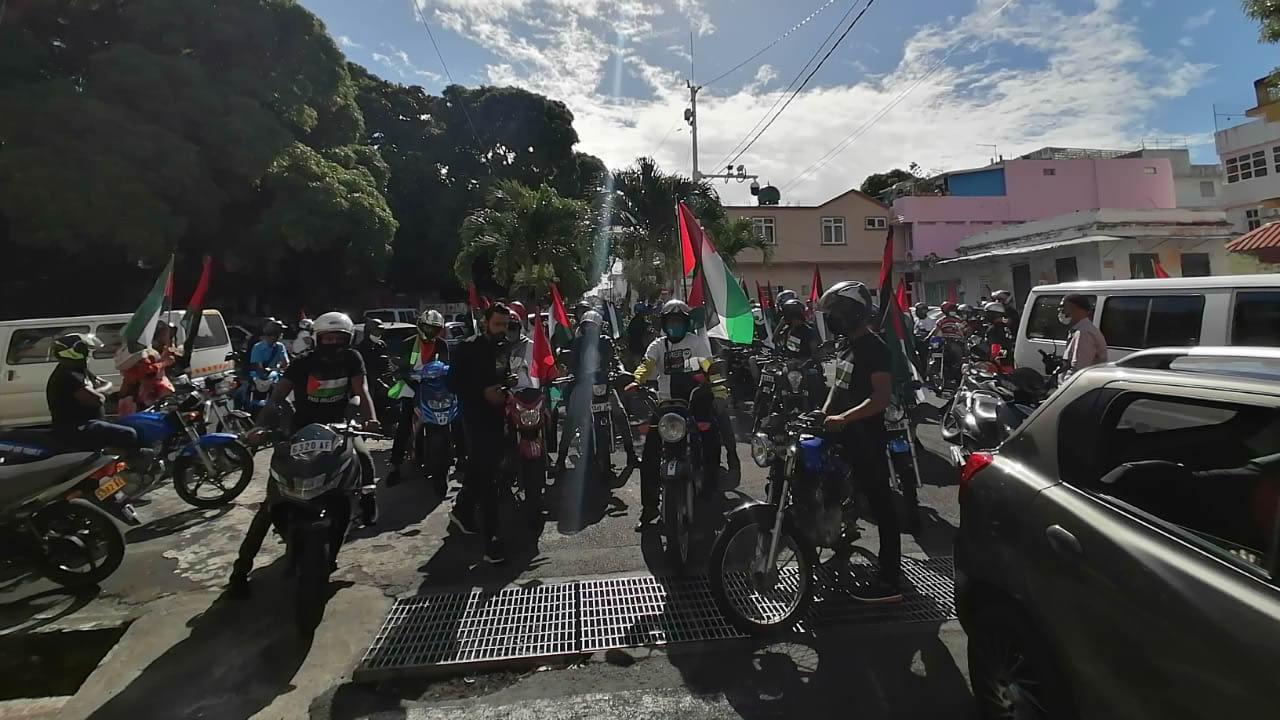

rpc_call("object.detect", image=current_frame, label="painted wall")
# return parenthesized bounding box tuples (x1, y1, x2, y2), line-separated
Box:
(947, 168, 1006, 196)
(1002, 158, 1175, 219)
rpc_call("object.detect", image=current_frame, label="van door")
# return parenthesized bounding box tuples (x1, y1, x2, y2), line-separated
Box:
(1231, 289, 1280, 347)
(0, 322, 92, 427)
(1097, 294, 1205, 362)
(1013, 292, 1096, 372)
(177, 311, 234, 378)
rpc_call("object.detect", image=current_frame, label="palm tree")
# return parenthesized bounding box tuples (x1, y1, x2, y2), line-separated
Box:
(454, 179, 593, 301)
(610, 157, 722, 289)
(705, 216, 775, 268)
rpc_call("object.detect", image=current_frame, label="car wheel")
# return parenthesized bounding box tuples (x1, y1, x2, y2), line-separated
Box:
(968, 601, 1077, 720)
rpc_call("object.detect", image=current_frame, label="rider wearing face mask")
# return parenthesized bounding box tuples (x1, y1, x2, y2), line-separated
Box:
(626, 300, 722, 529)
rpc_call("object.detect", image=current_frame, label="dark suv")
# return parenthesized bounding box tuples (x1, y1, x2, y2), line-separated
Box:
(956, 347, 1280, 720)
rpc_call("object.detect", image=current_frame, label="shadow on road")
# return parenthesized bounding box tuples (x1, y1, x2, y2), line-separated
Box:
(85, 558, 317, 720)
(125, 505, 232, 544)
(0, 584, 101, 634)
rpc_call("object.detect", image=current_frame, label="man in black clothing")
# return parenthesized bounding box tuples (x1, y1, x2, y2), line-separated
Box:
(46, 334, 140, 452)
(356, 319, 391, 383)
(817, 280, 903, 604)
(446, 304, 512, 564)
(230, 312, 379, 597)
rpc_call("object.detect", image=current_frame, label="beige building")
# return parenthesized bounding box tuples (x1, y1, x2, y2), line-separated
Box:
(726, 188, 903, 303)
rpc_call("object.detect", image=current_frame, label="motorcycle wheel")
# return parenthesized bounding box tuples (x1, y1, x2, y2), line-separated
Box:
(708, 503, 816, 636)
(662, 477, 690, 573)
(29, 501, 126, 588)
(173, 441, 255, 509)
(591, 422, 613, 485)
(294, 526, 331, 634)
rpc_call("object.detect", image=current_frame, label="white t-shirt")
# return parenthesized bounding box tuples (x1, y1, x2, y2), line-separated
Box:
(643, 333, 714, 401)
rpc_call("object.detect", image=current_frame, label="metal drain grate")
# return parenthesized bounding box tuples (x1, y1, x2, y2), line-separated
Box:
(355, 556, 956, 680)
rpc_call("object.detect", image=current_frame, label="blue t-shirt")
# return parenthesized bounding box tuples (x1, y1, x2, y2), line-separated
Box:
(250, 341, 289, 372)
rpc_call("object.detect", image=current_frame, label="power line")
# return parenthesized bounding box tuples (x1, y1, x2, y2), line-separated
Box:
(409, 0, 484, 147)
(710, 0, 864, 172)
(722, 0, 879, 170)
(781, 0, 1016, 193)
(701, 0, 839, 88)
(651, 123, 683, 158)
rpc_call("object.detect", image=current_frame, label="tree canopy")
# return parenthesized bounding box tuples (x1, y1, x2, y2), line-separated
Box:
(859, 169, 915, 199)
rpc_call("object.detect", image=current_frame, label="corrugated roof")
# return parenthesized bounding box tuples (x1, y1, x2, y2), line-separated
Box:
(1225, 222, 1280, 252)
(934, 235, 1123, 265)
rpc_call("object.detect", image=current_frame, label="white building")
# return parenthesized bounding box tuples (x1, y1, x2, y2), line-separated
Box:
(924, 208, 1234, 305)
(1216, 75, 1280, 232)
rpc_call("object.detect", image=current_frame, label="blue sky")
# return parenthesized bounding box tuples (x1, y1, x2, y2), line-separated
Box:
(302, 0, 1275, 205)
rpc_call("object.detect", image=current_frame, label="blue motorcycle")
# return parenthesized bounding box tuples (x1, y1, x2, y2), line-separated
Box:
(408, 361, 460, 489)
(116, 391, 255, 509)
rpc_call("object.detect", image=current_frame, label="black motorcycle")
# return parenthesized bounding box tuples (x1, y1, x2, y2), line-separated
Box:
(267, 422, 380, 633)
(639, 383, 710, 573)
(940, 349, 1059, 466)
(0, 430, 141, 587)
(710, 410, 854, 635)
(722, 345, 757, 410)
(752, 350, 824, 433)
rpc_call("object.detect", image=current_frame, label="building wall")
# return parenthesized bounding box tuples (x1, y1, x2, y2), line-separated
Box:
(1174, 174, 1222, 209)
(947, 168, 1006, 196)
(734, 262, 884, 303)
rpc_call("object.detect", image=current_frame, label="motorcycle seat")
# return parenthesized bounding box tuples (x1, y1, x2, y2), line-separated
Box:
(0, 429, 70, 465)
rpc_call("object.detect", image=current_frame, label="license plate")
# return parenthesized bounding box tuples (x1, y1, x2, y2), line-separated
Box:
(762, 376, 774, 385)
(590, 402, 611, 413)
(95, 476, 127, 500)
(291, 439, 333, 456)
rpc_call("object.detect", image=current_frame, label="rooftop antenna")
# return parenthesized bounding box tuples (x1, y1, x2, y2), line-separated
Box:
(977, 144, 998, 164)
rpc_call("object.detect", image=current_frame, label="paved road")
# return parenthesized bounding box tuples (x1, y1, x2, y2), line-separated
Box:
(0, 395, 968, 720)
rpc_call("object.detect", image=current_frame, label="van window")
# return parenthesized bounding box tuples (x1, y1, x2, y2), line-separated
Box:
(1100, 295, 1204, 349)
(1026, 294, 1095, 341)
(6, 325, 91, 365)
(1232, 291, 1280, 346)
(94, 322, 126, 359)
(365, 310, 396, 323)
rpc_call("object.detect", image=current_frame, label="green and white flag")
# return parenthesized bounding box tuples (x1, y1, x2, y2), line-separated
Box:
(678, 203, 754, 345)
(121, 255, 174, 349)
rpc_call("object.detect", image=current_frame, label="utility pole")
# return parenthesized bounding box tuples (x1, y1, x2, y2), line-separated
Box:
(686, 82, 701, 180)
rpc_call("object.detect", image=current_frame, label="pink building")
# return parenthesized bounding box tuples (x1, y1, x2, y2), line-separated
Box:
(893, 148, 1183, 263)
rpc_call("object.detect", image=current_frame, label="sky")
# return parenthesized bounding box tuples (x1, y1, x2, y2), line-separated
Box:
(302, 0, 1275, 206)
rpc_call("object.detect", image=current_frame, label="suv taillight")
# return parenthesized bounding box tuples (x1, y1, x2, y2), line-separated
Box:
(958, 452, 993, 498)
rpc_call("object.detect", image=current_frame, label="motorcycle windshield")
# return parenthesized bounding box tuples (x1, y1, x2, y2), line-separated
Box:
(272, 424, 356, 499)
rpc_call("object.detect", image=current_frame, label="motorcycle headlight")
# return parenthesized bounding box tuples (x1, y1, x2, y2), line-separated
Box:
(592, 383, 608, 397)
(885, 403, 905, 424)
(786, 370, 804, 391)
(518, 407, 541, 427)
(750, 432, 774, 468)
(254, 378, 272, 392)
(657, 413, 687, 442)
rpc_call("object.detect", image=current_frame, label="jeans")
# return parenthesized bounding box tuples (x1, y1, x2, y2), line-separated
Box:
(68, 420, 140, 453)
(390, 398, 467, 468)
(639, 388, 718, 510)
(233, 436, 373, 579)
(455, 420, 503, 541)
(838, 422, 900, 584)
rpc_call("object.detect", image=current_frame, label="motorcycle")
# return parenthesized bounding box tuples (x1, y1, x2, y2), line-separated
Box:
(116, 391, 255, 508)
(638, 381, 711, 573)
(408, 361, 460, 491)
(267, 422, 380, 633)
(940, 349, 1057, 466)
(193, 373, 254, 436)
(503, 383, 550, 508)
(558, 369, 633, 484)
(0, 430, 140, 587)
(722, 345, 757, 410)
(885, 398, 923, 530)
(752, 350, 824, 433)
(709, 410, 853, 635)
(246, 369, 280, 411)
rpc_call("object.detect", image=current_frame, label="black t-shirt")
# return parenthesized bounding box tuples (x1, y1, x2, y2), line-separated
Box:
(47, 364, 104, 436)
(830, 332, 891, 446)
(283, 348, 366, 427)
(781, 322, 820, 359)
(447, 334, 505, 430)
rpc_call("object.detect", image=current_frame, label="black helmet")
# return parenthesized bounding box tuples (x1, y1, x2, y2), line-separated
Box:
(816, 281, 873, 336)
(574, 300, 591, 317)
(53, 333, 103, 365)
(780, 298, 806, 320)
(262, 318, 283, 336)
(364, 318, 384, 336)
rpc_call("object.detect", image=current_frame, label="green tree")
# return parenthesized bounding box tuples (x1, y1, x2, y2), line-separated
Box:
(1244, 0, 1280, 43)
(611, 156, 722, 288)
(859, 168, 915, 199)
(454, 180, 594, 302)
(706, 216, 775, 268)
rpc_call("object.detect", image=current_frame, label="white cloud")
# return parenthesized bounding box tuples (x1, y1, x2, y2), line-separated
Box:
(1183, 8, 1215, 31)
(371, 48, 444, 84)
(1178, 36, 1193, 47)
(422, 0, 1214, 206)
(338, 35, 362, 49)
(742, 64, 777, 94)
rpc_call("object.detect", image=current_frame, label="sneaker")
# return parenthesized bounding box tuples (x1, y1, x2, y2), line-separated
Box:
(634, 506, 659, 531)
(483, 538, 507, 565)
(849, 576, 904, 605)
(227, 572, 250, 600)
(449, 509, 478, 536)
(385, 467, 402, 488)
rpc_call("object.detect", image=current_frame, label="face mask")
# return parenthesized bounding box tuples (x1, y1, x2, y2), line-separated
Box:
(315, 341, 344, 357)
(419, 327, 439, 341)
(1057, 311, 1072, 326)
(507, 325, 521, 342)
(826, 315, 847, 337)
(663, 324, 687, 341)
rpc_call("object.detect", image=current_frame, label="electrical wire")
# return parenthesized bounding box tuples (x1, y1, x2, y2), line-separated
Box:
(781, 0, 1016, 193)
(710, 0, 864, 173)
(410, 0, 484, 147)
(650, 123, 683, 158)
(701, 0, 839, 89)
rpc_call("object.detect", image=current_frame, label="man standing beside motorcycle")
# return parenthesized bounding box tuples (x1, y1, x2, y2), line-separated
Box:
(555, 310, 640, 475)
(229, 312, 379, 597)
(817, 281, 903, 604)
(446, 304, 513, 564)
(627, 300, 722, 530)
(386, 310, 457, 490)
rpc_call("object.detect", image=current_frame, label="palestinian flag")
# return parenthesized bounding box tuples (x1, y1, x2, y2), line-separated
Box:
(678, 202, 753, 345)
(526, 306, 558, 389)
(874, 229, 922, 404)
(178, 255, 212, 372)
(121, 255, 174, 349)
(306, 375, 350, 402)
(549, 283, 573, 348)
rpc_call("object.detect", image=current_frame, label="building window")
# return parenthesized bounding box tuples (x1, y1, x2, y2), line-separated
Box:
(945, 220, 966, 225)
(821, 217, 846, 245)
(1128, 253, 1160, 279)
(1199, 181, 1216, 198)
(1246, 208, 1262, 231)
(1181, 253, 1210, 277)
(1042, 168, 1056, 176)
(864, 216, 887, 230)
(1274, 146, 1280, 173)
(750, 217, 776, 245)
(1226, 150, 1269, 183)
(1143, 166, 1158, 174)
(1055, 256, 1079, 283)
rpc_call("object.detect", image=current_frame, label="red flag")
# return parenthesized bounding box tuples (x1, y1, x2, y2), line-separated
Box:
(895, 278, 908, 312)
(678, 203, 701, 276)
(948, 284, 957, 304)
(1153, 258, 1170, 278)
(764, 282, 774, 308)
(755, 281, 764, 307)
(530, 305, 558, 386)
(688, 268, 705, 308)
(549, 283, 572, 346)
(178, 255, 212, 370)
(810, 265, 823, 304)
(876, 226, 895, 327)
(468, 283, 489, 310)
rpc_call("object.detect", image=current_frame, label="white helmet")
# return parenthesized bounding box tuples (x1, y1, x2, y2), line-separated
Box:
(579, 310, 603, 327)
(313, 311, 355, 342)
(298, 318, 314, 331)
(983, 301, 1006, 315)
(417, 309, 445, 340)
(991, 289, 1012, 304)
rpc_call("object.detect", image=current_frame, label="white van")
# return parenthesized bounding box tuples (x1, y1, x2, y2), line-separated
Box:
(1014, 274, 1280, 371)
(0, 310, 234, 427)
(363, 307, 419, 324)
